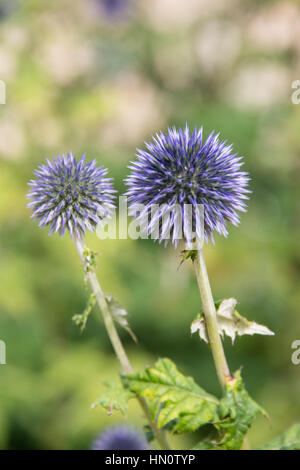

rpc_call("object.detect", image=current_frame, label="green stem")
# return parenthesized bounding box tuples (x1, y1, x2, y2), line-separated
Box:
(75, 237, 170, 450)
(193, 245, 251, 450)
(193, 245, 231, 390)
(193, 245, 252, 449)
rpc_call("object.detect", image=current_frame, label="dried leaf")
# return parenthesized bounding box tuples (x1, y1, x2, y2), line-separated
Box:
(191, 298, 274, 344)
(106, 294, 138, 343)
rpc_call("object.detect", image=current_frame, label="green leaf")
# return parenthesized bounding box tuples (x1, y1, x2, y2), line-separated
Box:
(144, 424, 155, 443)
(106, 294, 138, 343)
(191, 298, 274, 344)
(258, 424, 300, 450)
(215, 370, 267, 449)
(178, 249, 197, 269)
(193, 371, 268, 450)
(193, 440, 217, 450)
(72, 293, 95, 332)
(123, 358, 219, 434)
(91, 381, 135, 415)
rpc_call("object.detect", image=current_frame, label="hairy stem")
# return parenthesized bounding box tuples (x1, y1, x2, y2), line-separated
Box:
(75, 237, 170, 450)
(193, 245, 231, 390)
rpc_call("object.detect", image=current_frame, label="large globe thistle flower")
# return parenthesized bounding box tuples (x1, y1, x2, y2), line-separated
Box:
(27, 153, 115, 239)
(125, 125, 250, 246)
(91, 425, 149, 450)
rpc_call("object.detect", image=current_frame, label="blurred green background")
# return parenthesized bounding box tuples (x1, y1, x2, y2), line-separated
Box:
(0, 0, 299, 450)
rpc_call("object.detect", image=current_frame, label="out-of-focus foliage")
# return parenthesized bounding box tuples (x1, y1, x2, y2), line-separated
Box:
(0, 0, 299, 449)
(258, 424, 300, 450)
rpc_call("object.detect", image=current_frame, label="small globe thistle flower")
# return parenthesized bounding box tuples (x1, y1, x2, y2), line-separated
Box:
(96, 0, 130, 20)
(0, 1, 16, 19)
(27, 153, 115, 239)
(125, 125, 250, 246)
(91, 425, 149, 450)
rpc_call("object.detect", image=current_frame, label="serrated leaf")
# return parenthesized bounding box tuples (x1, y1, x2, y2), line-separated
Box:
(215, 370, 267, 450)
(193, 371, 268, 450)
(123, 358, 219, 434)
(106, 294, 138, 343)
(258, 424, 300, 450)
(91, 381, 135, 415)
(191, 298, 274, 344)
(193, 440, 217, 450)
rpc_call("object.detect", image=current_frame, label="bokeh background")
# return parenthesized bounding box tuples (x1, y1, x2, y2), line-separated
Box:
(0, 0, 299, 450)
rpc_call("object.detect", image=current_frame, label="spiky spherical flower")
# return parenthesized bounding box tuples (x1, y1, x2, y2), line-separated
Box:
(91, 425, 149, 450)
(27, 153, 115, 239)
(96, 0, 130, 19)
(125, 126, 250, 246)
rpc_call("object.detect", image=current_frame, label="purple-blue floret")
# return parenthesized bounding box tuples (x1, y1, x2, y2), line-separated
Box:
(125, 125, 250, 246)
(96, 0, 130, 19)
(91, 425, 149, 450)
(27, 153, 115, 239)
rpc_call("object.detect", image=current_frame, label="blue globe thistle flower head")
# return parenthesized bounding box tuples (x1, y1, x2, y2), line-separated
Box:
(0, 0, 16, 20)
(96, 0, 131, 20)
(125, 125, 250, 247)
(91, 425, 149, 450)
(27, 153, 116, 239)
